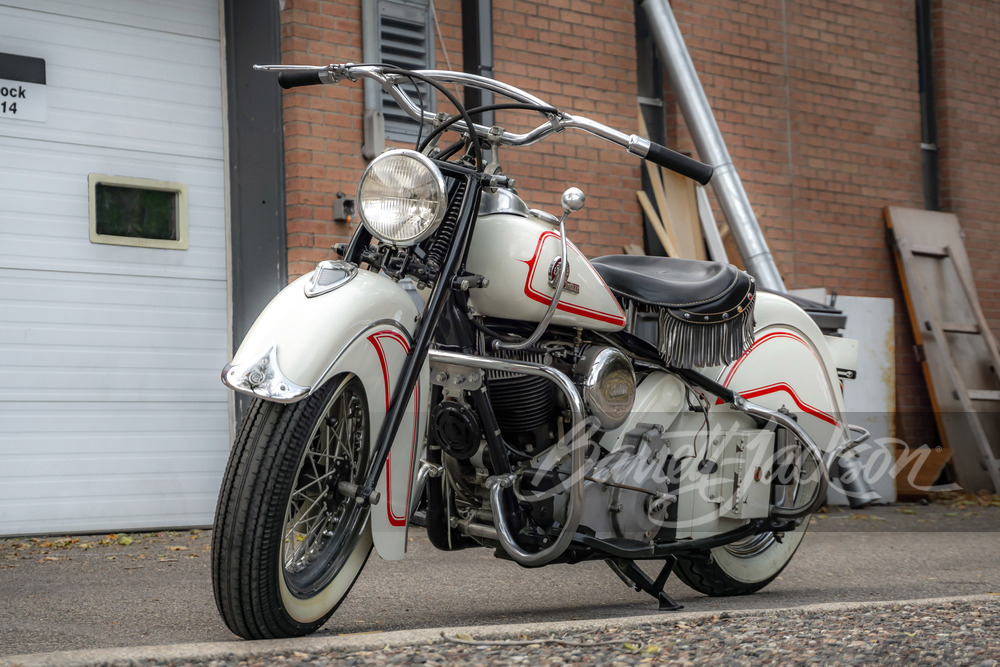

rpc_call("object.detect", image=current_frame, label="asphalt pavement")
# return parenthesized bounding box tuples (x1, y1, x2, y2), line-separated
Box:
(1, 500, 998, 665)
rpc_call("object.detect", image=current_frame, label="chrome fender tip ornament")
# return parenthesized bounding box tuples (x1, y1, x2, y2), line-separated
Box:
(222, 345, 310, 403)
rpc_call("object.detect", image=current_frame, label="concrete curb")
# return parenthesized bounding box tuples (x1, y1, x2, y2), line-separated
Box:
(3, 594, 997, 667)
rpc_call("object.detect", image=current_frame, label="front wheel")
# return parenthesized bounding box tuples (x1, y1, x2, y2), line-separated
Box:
(673, 522, 808, 596)
(212, 374, 373, 639)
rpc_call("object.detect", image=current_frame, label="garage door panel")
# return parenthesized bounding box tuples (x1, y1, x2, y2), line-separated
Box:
(3, 434, 227, 456)
(2, 452, 228, 482)
(0, 5, 222, 159)
(0, 320, 225, 348)
(3, 347, 226, 375)
(1, 268, 228, 310)
(0, 238, 227, 279)
(13, 0, 219, 40)
(3, 323, 225, 348)
(1, 372, 224, 403)
(0, 1, 231, 535)
(0, 141, 226, 279)
(1, 402, 228, 434)
(1, 282, 226, 330)
(0, 139, 226, 201)
(0, 493, 223, 536)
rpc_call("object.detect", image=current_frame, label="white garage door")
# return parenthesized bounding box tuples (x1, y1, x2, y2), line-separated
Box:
(0, 0, 230, 536)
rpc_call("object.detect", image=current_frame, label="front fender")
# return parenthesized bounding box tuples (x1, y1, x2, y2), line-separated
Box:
(223, 264, 426, 561)
(224, 266, 419, 400)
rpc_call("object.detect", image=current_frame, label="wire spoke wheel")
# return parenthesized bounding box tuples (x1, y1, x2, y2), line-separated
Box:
(282, 378, 369, 597)
(212, 374, 374, 639)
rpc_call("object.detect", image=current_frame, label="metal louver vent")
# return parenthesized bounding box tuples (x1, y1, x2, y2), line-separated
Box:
(380, 1, 434, 143)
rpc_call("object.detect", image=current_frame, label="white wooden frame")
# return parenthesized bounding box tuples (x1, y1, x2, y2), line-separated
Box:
(88, 173, 189, 250)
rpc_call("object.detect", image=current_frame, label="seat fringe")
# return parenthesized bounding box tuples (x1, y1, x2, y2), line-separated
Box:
(627, 299, 756, 369)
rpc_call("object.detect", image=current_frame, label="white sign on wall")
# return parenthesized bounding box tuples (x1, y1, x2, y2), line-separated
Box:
(0, 52, 47, 122)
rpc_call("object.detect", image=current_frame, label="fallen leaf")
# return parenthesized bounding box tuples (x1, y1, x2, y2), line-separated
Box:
(168, 546, 188, 551)
(118, 536, 134, 546)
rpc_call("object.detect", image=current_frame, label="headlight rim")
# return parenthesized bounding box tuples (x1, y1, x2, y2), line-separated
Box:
(357, 148, 448, 247)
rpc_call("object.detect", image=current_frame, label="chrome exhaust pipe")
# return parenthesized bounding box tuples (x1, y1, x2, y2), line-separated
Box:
(427, 349, 587, 567)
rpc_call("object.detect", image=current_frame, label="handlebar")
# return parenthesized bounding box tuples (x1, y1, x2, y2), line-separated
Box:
(257, 63, 713, 185)
(278, 69, 323, 88)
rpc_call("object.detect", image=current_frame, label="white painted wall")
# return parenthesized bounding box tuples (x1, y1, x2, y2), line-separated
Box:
(0, 0, 230, 535)
(836, 296, 897, 504)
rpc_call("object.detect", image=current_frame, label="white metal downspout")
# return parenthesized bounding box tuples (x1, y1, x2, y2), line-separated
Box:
(639, 0, 786, 293)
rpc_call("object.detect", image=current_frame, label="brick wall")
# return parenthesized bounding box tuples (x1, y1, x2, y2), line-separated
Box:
(278, 0, 644, 277)
(668, 0, 941, 446)
(280, 0, 368, 279)
(277, 0, 997, 451)
(934, 0, 1000, 328)
(490, 0, 643, 258)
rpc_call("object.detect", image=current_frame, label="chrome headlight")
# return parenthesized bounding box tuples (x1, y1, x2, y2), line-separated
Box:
(357, 149, 447, 246)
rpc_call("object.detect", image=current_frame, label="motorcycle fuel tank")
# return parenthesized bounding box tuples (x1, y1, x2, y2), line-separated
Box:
(465, 200, 626, 332)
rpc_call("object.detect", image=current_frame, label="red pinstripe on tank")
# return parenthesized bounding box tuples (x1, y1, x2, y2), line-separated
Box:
(521, 230, 626, 327)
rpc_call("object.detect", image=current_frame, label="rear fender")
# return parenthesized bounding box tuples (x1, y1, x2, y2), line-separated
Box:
(716, 291, 848, 452)
(222, 265, 426, 561)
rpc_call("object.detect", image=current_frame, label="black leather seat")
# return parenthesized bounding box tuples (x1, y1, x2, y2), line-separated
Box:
(590, 255, 757, 368)
(589, 255, 754, 319)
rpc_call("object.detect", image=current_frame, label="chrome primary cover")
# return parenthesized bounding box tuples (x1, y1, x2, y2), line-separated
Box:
(575, 345, 635, 431)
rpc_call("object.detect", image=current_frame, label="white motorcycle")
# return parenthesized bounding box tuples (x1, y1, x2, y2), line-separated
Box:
(212, 63, 866, 640)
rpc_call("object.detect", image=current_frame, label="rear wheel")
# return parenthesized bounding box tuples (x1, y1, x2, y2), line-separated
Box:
(212, 374, 372, 639)
(674, 523, 807, 596)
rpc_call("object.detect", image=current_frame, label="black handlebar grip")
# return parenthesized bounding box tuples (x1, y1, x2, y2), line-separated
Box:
(645, 141, 714, 185)
(277, 70, 324, 89)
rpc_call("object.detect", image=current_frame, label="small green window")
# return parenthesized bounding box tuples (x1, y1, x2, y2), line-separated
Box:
(88, 174, 188, 249)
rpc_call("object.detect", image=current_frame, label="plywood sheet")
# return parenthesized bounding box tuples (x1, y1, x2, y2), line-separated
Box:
(886, 206, 1000, 493)
(661, 168, 706, 260)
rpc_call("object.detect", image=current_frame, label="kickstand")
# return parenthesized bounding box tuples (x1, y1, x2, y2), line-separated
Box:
(606, 556, 684, 611)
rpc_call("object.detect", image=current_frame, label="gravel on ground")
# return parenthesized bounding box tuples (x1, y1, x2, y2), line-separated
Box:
(93, 597, 999, 667)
